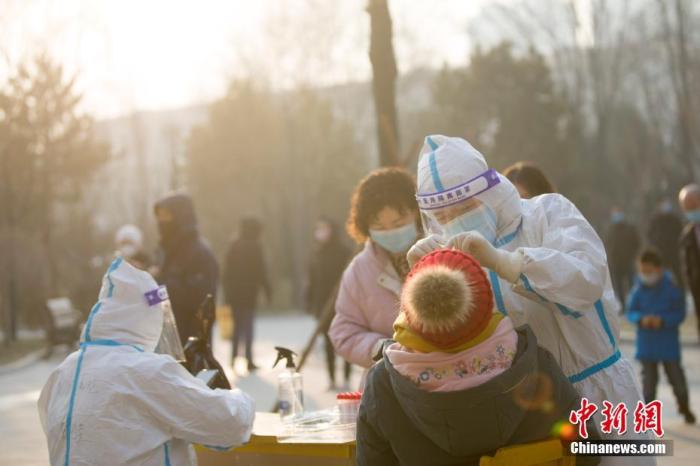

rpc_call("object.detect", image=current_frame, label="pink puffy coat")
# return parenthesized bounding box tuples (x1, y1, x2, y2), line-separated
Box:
(329, 241, 402, 368)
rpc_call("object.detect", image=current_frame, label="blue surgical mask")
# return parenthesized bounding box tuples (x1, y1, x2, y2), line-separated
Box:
(442, 204, 498, 244)
(685, 210, 700, 224)
(369, 223, 418, 254)
(610, 211, 625, 223)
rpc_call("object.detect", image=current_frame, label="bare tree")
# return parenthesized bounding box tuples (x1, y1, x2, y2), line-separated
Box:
(164, 123, 184, 191)
(657, 0, 698, 181)
(367, 0, 400, 167)
(474, 0, 682, 213)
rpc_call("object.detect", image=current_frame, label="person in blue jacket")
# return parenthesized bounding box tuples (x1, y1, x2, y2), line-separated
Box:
(626, 248, 696, 424)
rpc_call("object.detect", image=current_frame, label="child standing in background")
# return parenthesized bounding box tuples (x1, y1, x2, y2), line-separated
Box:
(626, 248, 696, 424)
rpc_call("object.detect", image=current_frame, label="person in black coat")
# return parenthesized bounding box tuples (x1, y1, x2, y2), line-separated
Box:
(153, 193, 219, 345)
(680, 184, 700, 340)
(647, 199, 684, 286)
(223, 217, 271, 371)
(605, 207, 640, 311)
(306, 217, 353, 389)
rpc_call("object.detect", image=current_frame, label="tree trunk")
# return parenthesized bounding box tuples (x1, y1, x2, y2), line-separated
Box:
(1, 146, 19, 344)
(673, 0, 697, 182)
(6, 259, 18, 344)
(3, 227, 19, 345)
(367, 0, 400, 167)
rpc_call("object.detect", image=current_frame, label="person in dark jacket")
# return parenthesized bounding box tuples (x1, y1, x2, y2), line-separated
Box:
(357, 249, 598, 466)
(626, 248, 695, 424)
(647, 199, 684, 286)
(306, 217, 353, 389)
(223, 217, 271, 371)
(679, 184, 700, 340)
(605, 207, 640, 311)
(154, 193, 219, 345)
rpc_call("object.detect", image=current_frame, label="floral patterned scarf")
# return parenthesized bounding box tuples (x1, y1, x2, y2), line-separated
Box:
(385, 317, 517, 392)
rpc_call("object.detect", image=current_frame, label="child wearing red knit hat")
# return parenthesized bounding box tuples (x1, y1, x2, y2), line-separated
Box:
(388, 248, 518, 391)
(356, 249, 600, 466)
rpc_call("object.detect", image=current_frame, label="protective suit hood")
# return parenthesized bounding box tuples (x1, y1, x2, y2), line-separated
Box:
(81, 258, 163, 352)
(416, 135, 522, 241)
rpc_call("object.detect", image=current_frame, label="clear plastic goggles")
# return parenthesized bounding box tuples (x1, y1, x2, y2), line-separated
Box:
(418, 169, 501, 240)
(145, 285, 186, 362)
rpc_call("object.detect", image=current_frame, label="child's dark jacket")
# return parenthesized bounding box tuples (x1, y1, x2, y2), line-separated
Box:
(357, 325, 599, 466)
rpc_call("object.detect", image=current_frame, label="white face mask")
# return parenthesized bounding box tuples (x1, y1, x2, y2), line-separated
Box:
(314, 225, 332, 243)
(119, 243, 138, 258)
(639, 272, 661, 286)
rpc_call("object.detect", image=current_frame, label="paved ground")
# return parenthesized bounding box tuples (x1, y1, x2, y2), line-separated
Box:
(1, 313, 699, 465)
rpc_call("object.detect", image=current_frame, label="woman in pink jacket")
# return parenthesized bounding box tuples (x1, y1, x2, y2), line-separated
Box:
(329, 167, 422, 369)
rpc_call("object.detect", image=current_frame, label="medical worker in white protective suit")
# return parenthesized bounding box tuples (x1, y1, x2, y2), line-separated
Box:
(408, 135, 651, 466)
(38, 258, 255, 466)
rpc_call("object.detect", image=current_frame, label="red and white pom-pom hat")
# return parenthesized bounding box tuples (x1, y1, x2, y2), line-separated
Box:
(401, 249, 494, 349)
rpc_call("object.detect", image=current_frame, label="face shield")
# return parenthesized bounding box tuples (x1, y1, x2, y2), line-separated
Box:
(417, 168, 501, 243)
(145, 285, 186, 362)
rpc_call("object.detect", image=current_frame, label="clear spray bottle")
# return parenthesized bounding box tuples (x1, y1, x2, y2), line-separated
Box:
(273, 346, 303, 421)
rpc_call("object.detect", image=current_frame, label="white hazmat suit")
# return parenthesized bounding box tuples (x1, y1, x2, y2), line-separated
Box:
(409, 135, 652, 466)
(38, 258, 255, 466)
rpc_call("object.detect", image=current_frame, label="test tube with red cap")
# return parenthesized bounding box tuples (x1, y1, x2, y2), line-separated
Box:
(337, 391, 362, 424)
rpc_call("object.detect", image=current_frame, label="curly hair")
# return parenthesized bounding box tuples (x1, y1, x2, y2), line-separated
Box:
(346, 167, 419, 243)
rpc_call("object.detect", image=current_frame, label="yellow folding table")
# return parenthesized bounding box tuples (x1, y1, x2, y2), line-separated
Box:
(196, 412, 355, 466)
(196, 412, 572, 466)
